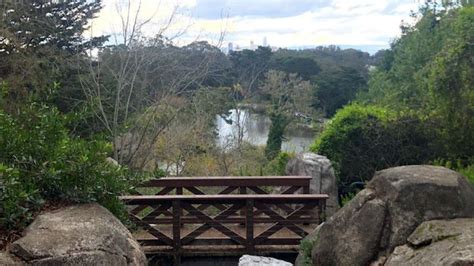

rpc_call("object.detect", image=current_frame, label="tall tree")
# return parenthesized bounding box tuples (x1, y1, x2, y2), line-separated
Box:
(360, 1, 474, 162)
(261, 70, 312, 159)
(313, 66, 367, 117)
(0, 0, 107, 111)
(229, 46, 272, 98)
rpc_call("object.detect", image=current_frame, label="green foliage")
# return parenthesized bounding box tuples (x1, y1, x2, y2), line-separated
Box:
(0, 1, 107, 113)
(313, 66, 367, 117)
(433, 159, 474, 185)
(360, 4, 474, 163)
(459, 165, 474, 185)
(0, 104, 140, 230)
(340, 191, 358, 207)
(264, 152, 294, 175)
(270, 56, 320, 80)
(0, 164, 43, 229)
(299, 235, 318, 266)
(265, 113, 289, 160)
(311, 104, 439, 195)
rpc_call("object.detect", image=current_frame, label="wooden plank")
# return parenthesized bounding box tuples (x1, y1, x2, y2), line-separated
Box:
(249, 186, 295, 214)
(128, 214, 174, 246)
(141, 203, 172, 219)
(143, 217, 320, 224)
(130, 186, 175, 215)
(254, 202, 318, 245)
(181, 203, 246, 246)
(281, 186, 302, 194)
(139, 176, 311, 188)
(186, 187, 227, 211)
(121, 194, 329, 205)
(254, 203, 309, 239)
(172, 200, 181, 252)
(218, 186, 238, 195)
(246, 199, 254, 253)
(181, 204, 244, 245)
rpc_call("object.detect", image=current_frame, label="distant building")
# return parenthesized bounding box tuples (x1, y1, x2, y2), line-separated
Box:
(263, 37, 268, 47)
(250, 40, 255, 50)
(228, 42, 234, 53)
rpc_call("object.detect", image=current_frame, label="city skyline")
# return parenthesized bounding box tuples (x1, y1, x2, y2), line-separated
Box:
(91, 0, 424, 54)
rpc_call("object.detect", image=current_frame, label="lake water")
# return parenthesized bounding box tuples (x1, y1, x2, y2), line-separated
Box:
(215, 109, 316, 153)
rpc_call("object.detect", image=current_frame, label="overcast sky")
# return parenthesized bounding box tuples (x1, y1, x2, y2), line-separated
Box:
(92, 0, 423, 54)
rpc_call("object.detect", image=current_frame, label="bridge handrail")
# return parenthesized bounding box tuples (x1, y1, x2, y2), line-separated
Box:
(137, 175, 311, 188)
(121, 194, 328, 204)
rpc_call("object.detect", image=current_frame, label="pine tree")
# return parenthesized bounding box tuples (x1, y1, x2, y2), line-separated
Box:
(0, 0, 108, 112)
(0, 0, 107, 54)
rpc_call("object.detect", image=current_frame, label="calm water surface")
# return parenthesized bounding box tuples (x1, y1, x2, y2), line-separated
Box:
(215, 109, 316, 153)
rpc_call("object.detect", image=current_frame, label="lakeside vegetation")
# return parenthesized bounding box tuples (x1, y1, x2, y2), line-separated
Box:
(0, 0, 472, 239)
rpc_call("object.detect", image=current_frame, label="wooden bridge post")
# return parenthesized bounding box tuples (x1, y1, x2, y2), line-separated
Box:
(240, 186, 247, 225)
(246, 199, 254, 253)
(172, 200, 181, 266)
(176, 187, 184, 227)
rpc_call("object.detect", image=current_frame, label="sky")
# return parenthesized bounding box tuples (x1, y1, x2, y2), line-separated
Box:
(91, 0, 423, 54)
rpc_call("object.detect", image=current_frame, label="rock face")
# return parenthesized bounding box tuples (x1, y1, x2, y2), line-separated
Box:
(9, 203, 146, 266)
(239, 255, 292, 266)
(386, 218, 474, 265)
(305, 165, 474, 266)
(0, 251, 24, 265)
(286, 153, 339, 216)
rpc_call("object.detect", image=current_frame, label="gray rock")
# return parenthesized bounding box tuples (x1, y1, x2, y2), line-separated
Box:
(239, 255, 292, 266)
(286, 153, 339, 217)
(306, 165, 474, 266)
(386, 218, 474, 265)
(0, 251, 24, 265)
(11, 203, 146, 266)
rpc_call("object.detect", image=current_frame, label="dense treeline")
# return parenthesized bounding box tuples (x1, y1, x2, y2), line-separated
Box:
(0, 0, 373, 232)
(312, 1, 474, 197)
(3, 0, 470, 234)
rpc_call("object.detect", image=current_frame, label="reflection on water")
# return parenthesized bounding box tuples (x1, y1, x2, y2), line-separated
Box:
(216, 109, 316, 153)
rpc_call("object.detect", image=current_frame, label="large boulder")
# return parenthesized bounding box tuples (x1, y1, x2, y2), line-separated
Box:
(9, 203, 146, 266)
(304, 165, 474, 266)
(286, 153, 339, 217)
(386, 218, 474, 265)
(0, 251, 24, 265)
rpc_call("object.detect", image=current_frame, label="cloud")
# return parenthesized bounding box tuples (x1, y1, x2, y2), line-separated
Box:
(191, 0, 330, 19)
(90, 0, 421, 52)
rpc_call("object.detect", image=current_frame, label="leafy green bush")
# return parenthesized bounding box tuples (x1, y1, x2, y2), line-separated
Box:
(0, 104, 140, 230)
(263, 152, 294, 175)
(433, 159, 474, 185)
(311, 104, 439, 196)
(459, 165, 474, 185)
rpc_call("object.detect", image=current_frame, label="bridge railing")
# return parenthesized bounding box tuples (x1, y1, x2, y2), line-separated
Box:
(120, 176, 327, 257)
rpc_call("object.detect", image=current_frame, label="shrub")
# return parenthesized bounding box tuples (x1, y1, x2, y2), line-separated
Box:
(0, 104, 140, 230)
(311, 104, 439, 196)
(460, 165, 474, 185)
(433, 159, 474, 185)
(263, 152, 294, 176)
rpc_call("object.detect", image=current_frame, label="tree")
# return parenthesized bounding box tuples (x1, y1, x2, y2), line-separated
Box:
(80, 1, 227, 168)
(0, 0, 107, 112)
(359, 2, 474, 163)
(313, 66, 367, 117)
(270, 56, 320, 80)
(261, 70, 312, 159)
(229, 46, 272, 98)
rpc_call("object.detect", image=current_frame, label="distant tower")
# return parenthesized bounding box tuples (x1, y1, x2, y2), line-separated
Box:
(228, 42, 234, 53)
(250, 40, 255, 50)
(263, 36, 267, 47)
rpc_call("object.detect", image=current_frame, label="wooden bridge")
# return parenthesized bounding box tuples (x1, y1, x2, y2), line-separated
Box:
(120, 176, 328, 263)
